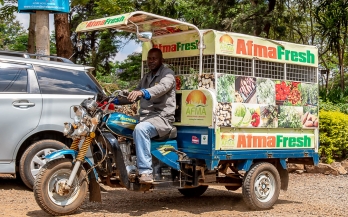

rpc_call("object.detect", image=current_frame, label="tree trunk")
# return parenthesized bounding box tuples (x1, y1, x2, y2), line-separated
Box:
(338, 47, 345, 90)
(251, 0, 261, 36)
(36, 11, 50, 56)
(27, 14, 36, 53)
(54, 13, 73, 59)
(90, 31, 97, 77)
(250, 0, 276, 37)
(340, 64, 345, 91)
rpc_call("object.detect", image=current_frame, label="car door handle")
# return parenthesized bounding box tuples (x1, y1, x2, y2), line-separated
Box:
(13, 102, 35, 108)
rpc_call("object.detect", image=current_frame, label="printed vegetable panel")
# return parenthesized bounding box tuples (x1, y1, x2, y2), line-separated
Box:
(300, 83, 318, 106)
(216, 102, 232, 127)
(260, 105, 278, 128)
(217, 74, 235, 103)
(278, 106, 303, 128)
(175, 74, 198, 90)
(257, 78, 275, 105)
(231, 104, 262, 128)
(275, 81, 301, 106)
(199, 73, 215, 89)
(302, 106, 318, 128)
(235, 76, 257, 103)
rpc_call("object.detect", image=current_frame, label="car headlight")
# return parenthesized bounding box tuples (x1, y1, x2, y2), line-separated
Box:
(76, 124, 89, 136)
(63, 123, 74, 136)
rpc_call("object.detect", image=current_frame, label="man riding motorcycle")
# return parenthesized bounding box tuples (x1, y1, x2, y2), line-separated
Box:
(114, 48, 176, 184)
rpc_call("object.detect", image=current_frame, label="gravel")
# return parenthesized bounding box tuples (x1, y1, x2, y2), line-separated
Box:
(0, 173, 347, 216)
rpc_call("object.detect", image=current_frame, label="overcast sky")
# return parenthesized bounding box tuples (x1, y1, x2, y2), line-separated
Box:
(15, 12, 141, 61)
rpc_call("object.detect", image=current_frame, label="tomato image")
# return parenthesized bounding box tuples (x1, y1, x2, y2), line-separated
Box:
(275, 81, 302, 105)
(175, 76, 181, 90)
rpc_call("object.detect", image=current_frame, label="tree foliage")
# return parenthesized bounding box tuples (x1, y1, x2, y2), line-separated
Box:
(0, 13, 27, 51)
(69, 0, 136, 76)
(1, 0, 348, 99)
(0, 1, 17, 20)
(117, 52, 142, 82)
(315, 0, 348, 91)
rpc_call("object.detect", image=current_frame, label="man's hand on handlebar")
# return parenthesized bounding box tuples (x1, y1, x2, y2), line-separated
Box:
(127, 90, 143, 102)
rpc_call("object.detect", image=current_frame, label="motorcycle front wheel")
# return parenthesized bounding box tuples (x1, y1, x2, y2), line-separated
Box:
(33, 158, 88, 216)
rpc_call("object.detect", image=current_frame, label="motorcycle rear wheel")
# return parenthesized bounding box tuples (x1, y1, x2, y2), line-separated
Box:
(33, 158, 88, 216)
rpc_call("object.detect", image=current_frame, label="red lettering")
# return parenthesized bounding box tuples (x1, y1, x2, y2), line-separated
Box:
(237, 134, 246, 148)
(163, 45, 171, 52)
(86, 21, 94, 28)
(267, 136, 276, 147)
(254, 44, 268, 58)
(171, 44, 176, 52)
(246, 134, 252, 148)
(236, 39, 247, 55)
(246, 40, 253, 55)
(253, 136, 266, 147)
(268, 47, 277, 59)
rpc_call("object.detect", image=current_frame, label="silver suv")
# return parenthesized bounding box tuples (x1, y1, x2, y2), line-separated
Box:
(0, 51, 104, 189)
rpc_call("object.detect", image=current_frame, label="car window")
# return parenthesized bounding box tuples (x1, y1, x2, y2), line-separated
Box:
(35, 65, 103, 95)
(0, 67, 28, 93)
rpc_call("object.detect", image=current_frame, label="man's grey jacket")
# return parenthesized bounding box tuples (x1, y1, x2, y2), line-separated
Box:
(136, 64, 176, 137)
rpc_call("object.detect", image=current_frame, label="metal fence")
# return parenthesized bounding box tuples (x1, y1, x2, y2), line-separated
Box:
(142, 54, 317, 83)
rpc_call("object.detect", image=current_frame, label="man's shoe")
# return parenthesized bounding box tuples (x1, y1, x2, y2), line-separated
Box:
(139, 173, 153, 184)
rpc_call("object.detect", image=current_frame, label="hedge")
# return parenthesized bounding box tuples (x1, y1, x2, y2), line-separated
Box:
(319, 110, 348, 163)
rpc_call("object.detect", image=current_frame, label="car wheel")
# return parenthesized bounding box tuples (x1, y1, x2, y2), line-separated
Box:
(19, 140, 66, 190)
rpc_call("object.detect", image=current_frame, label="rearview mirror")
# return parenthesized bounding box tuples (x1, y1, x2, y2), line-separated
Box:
(77, 41, 82, 51)
(129, 20, 152, 42)
(137, 32, 153, 42)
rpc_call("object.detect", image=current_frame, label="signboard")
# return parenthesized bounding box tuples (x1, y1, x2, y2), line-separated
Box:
(216, 128, 316, 150)
(142, 31, 215, 60)
(18, 0, 70, 13)
(175, 89, 214, 126)
(215, 31, 318, 67)
(76, 14, 130, 32)
(142, 30, 318, 67)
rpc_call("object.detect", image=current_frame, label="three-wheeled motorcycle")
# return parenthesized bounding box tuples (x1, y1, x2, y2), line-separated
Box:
(33, 11, 320, 216)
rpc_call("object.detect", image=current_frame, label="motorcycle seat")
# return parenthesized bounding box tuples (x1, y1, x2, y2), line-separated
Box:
(152, 126, 177, 141)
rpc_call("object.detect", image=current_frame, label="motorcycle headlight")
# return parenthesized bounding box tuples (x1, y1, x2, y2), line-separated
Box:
(81, 99, 98, 113)
(73, 106, 87, 123)
(63, 123, 74, 136)
(76, 124, 89, 136)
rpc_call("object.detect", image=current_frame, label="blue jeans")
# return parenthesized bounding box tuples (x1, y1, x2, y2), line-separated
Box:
(133, 121, 158, 175)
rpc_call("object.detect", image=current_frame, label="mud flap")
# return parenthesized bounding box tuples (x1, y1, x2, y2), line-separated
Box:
(89, 178, 102, 202)
(277, 160, 289, 191)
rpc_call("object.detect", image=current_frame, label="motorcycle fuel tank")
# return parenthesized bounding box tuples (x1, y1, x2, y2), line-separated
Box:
(105, 112, 138, 138)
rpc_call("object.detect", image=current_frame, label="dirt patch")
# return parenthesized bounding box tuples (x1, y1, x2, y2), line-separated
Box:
(0, 173, 346, 216)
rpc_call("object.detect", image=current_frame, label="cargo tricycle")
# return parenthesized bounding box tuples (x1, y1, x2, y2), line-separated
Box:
(33, 11, 319, 216)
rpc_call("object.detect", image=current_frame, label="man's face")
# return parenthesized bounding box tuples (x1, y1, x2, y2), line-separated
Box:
(147, 51, 162, 72)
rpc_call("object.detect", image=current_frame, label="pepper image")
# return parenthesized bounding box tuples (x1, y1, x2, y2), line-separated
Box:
(251, 112, 260, 127)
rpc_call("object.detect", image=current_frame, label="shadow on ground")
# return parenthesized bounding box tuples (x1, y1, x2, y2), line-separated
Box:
(0, 176, 30, 191)
(26, 186, 300, 216)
